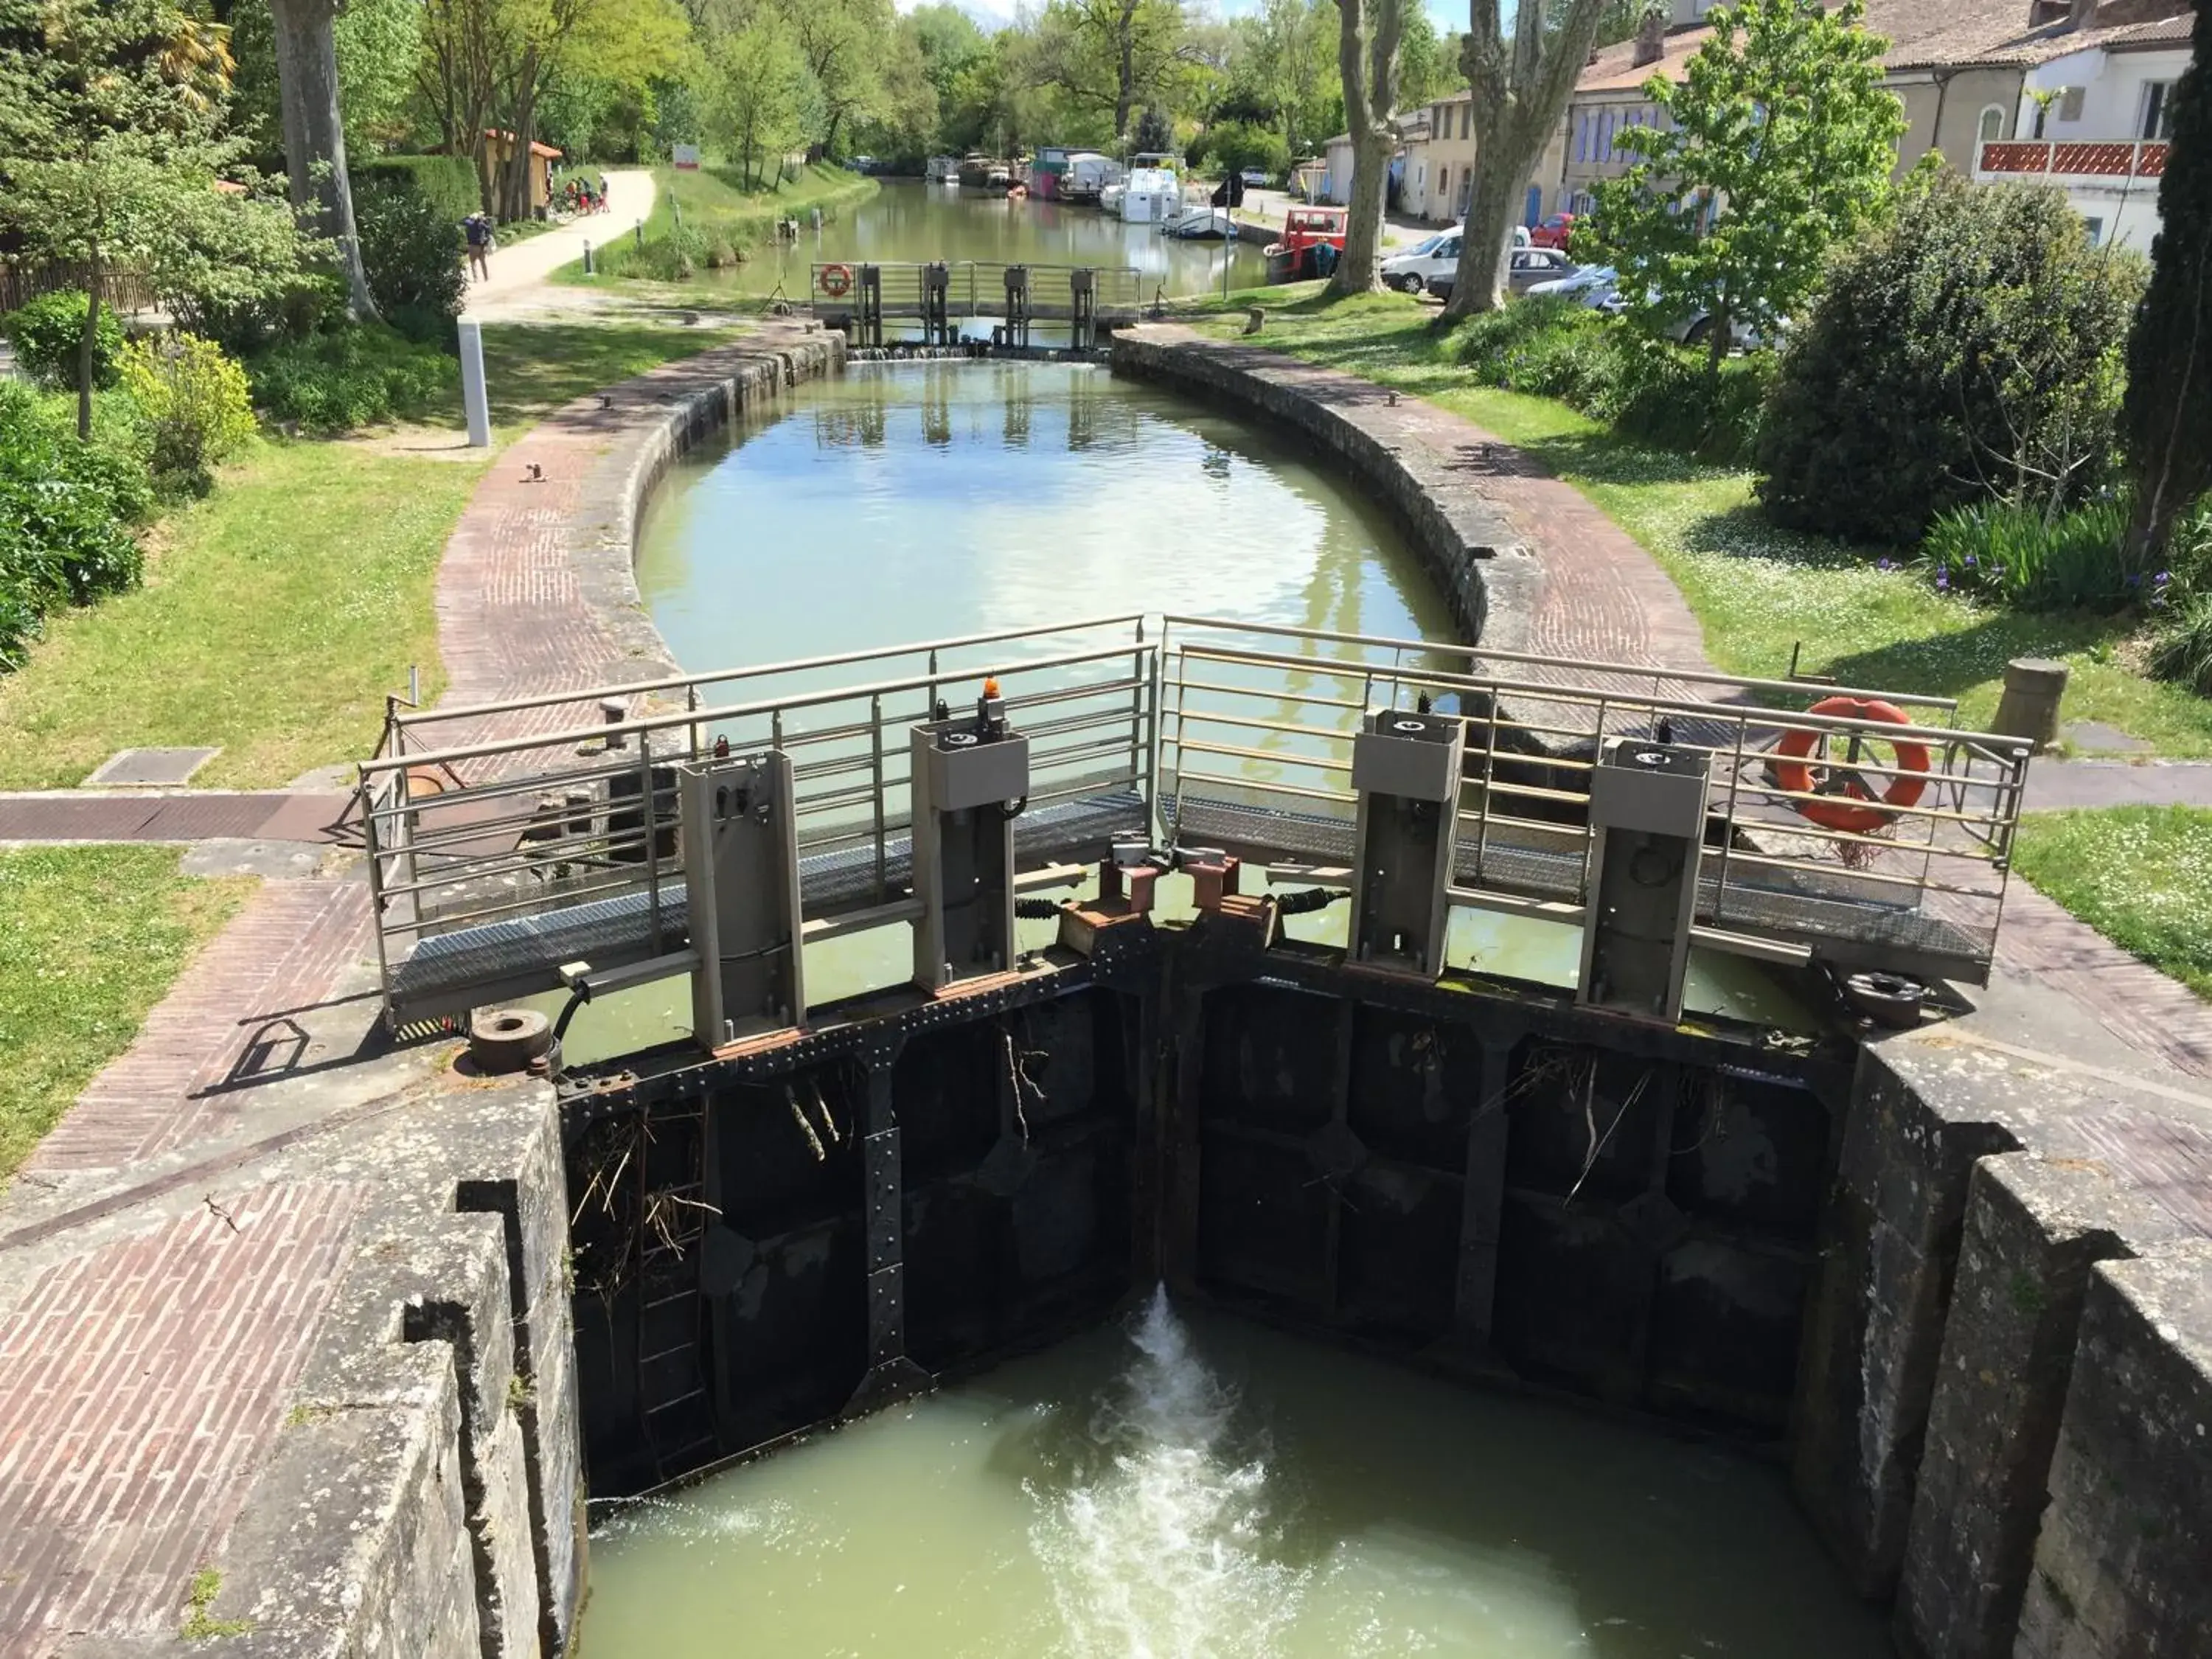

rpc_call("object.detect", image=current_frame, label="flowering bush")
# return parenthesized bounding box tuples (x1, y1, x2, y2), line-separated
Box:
(1916, 497, 2140, 612)
(117, 333, 257, 497)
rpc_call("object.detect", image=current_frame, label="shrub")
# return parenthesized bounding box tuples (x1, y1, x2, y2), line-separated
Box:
(246, 323, 457, 432)
(1, 291, 125, 390)
(1758, 173, 2144, 547)
(116, 333, 257, 497)
(2149, 595, 2212, 697)
(352, 153, 482, 223)
(1192, 121, 1289, 181)
(1919, 497, 2137, 611)
(354, 179, 467, 343)
(0, 383, 147, 666)
(1454, 297, 1773, 464)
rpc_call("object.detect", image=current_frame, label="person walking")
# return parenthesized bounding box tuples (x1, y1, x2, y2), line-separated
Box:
(464, 212, 491, 282)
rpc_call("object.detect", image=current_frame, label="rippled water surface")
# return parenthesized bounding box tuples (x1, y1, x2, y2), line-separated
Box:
(582, 1293, 1887, 1659)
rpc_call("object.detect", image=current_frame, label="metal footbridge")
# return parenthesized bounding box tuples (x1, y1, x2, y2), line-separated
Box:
(358, 616, 2032, 1036)
(809, 262, 1147, 348)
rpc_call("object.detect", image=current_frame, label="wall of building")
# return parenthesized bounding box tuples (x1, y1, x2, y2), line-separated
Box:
(1893, 66, 2029, 176)
(2023, 43, 2192, 139)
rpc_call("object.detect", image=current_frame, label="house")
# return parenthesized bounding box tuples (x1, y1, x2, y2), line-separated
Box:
(1976, 7, 2195, 246)
(1318, 115, 1424, 211)
(1406, 92, 1475, 223)
(1542, 0, 2194, 246)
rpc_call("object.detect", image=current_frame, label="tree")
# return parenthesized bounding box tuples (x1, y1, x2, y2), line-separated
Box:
(1441, 0, 1610, 318)
(1326, 0, 1403, 295)
(0, 0, 243, 435)
(1032, 0, 1198, 141)
(2121, 1, 2211, 563)
(1758, 174, 2141, 546)
(268, 0, 375, 319)
(775, 0, 894, 159)
(710, 14, 807, 187)
(1586, 0, 1904, 371)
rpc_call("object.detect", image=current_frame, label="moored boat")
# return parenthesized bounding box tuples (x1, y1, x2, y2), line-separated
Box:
(1262, 204, 1349, 281)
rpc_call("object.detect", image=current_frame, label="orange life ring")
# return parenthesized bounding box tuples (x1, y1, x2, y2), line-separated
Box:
(1773, 697, 1931, 836)
(819, 262, 853, 298)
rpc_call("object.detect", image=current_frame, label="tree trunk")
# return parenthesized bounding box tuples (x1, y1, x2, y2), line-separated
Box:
(269, 0, 377, 320)
(1116, 2, 1138, 137)
(76, 248, 100, 442)
(1335, 130, 1391, 293)
(1328, 0, 1403, 296)
(1442, 0, 1611, 321)
(1453, 155, 1528, 314)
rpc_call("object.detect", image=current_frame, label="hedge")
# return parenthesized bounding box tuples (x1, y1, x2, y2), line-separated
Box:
(352, 154, 481, 223)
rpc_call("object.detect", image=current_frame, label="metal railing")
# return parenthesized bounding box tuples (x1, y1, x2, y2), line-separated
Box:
(810, 262, 1145, 331)
(1155, 617, 2025, 983)
(358, 615, 2031, 1025)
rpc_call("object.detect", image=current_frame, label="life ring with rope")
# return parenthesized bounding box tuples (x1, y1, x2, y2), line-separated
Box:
(1772, 696, 1931, 837)
(819, 262, 854, 298)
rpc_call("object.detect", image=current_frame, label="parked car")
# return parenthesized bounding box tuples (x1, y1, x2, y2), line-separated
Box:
(1666, 308, 1781, 350)
(1507, 247, 1574, 295)
(1512, 225, 1533, 249)
(1524, 263, 1619, 307)
(1381, 229, 1462, 296)
(1529, 212, 1579, 249)
(1239, 167, 1271, 188)
(848, 155, 878, 174)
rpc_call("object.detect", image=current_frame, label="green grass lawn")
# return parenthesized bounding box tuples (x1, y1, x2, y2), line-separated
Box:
(0, 846, 250, 1180)
(2013, 808, 2212, 997)
(1187, 288, 2212, 755)
(554, 161, 877, 285)
(0, 317, 748, 790)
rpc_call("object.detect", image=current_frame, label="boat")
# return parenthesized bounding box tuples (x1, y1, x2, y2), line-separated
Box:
(957, 153, 1013, 189)
(1117, 159, 1181, 223)
(926, 155, 961, 183)
(1164, 205, 1237, 240)
(1024, 146, 1071, 200)
(1099, 181, 1127, 217)
(1060, 152, 1122, 205)
(1262, 204, 1349, 281)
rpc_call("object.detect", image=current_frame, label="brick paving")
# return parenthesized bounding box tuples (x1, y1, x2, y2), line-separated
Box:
(0, 791, 351, 845)
(0, 1182, 363, 1644)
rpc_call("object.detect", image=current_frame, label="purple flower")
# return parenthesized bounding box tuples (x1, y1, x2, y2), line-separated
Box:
(1878, 557, 1894, 571)
(1964, 554, 1978, 567)
(2127, 572, 2143, 587)
(2154, 571, 2171, 585)
(1935, 567, 1950, 591)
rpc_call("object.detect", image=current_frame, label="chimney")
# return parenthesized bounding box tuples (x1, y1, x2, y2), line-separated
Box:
(1634, 8, 1669, 66)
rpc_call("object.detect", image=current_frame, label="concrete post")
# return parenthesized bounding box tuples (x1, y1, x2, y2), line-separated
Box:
(1991, 658, 2068, 751)
(458, 319, 492, 448)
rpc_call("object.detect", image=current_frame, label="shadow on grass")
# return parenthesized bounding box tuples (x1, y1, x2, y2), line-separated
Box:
(1823, 609, 2137, 701)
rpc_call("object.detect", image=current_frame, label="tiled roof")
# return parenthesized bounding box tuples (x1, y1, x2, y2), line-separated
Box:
(1573, 1, 2196, 93)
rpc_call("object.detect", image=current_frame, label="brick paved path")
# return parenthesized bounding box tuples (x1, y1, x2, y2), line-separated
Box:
(0, 328, 824, 1655)
(0, 791, 350, 845)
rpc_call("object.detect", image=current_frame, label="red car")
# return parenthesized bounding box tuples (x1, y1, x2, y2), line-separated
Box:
(1529, 212, 1579, 250)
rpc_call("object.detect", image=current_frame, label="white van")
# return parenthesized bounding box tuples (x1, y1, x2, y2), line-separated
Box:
(1382, 227, 1546, 299)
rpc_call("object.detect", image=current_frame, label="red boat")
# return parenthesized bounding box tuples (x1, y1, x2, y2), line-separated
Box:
(1263, 205, 1349, 282)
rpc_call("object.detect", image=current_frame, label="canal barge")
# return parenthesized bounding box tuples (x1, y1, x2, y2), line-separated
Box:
(1264, 204, 1349, 281)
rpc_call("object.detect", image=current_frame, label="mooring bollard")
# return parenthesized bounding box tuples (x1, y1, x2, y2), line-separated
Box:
(582, 239, 594, 275)
(457, 317, 492, 448)
(635, 216, 644, 249)
(1992, 657, 2069, 752)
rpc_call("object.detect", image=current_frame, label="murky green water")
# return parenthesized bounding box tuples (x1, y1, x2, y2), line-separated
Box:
(693, 178, 1267, 296)
(582, 1291, 1886, 1659)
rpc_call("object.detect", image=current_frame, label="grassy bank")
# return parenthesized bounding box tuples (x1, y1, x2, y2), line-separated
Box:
(2014, 808, 2212, 997)
(1188, 288, 2212, 755)
(557, 162, 877, 284)
(0, 318, 743, 790)
(0, 846, 250, 1180)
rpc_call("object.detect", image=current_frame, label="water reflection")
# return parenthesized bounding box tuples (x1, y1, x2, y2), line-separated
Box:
(635, 360, 1451, 671)
(690, 178, 1268, 297)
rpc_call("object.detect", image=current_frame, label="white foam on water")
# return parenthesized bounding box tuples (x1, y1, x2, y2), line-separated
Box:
(1026, 1285, 1310, 1659)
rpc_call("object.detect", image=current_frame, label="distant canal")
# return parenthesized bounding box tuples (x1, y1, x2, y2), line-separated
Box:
(712, 178, 1269, 296)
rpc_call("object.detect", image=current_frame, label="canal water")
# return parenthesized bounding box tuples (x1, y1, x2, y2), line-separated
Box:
(568, 354, 1863, 1657)
(583, 1289, 1888, 1658)
(713, 178, 1269, 297)
(539, 358, 1813, 1059)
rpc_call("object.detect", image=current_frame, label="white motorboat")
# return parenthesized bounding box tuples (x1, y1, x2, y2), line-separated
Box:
(1164, 206, 1236, 240)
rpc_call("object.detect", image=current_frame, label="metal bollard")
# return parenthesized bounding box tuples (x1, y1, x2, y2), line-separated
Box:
(582, 239, 594, 275)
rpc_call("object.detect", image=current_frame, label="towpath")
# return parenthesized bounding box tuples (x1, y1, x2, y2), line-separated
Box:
(464, 166, 656, 319)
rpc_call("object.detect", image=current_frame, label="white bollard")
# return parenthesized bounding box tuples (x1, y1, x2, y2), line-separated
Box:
(458, 317, 492, 448)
